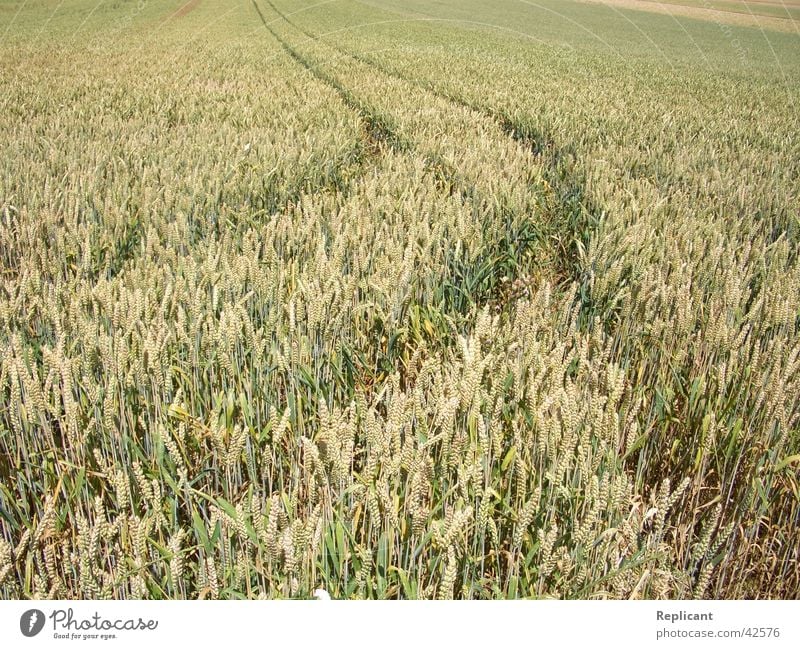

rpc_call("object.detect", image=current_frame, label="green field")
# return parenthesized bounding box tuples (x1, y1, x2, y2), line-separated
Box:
(0, 0, 798, 599)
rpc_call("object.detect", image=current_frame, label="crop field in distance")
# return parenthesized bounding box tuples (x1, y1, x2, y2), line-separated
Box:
(637, 0, 800, 22)
(0, 0, 798, 600)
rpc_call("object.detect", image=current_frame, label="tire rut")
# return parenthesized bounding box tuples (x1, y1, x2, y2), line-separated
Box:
(251, 0, 407, 155)
(263, 1, 602, 290)
(252, 0, 556, 324)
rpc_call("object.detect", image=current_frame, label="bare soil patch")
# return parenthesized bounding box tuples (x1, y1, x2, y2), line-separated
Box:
(580, 0, 799, 32)
(170, 0, 202, 20)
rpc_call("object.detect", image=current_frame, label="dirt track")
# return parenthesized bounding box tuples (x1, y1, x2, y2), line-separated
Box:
(170, 0, 202, 20)
(580, 0, 799, 32)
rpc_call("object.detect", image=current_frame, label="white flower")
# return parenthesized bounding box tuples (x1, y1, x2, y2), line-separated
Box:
(313, 588, 331, 600)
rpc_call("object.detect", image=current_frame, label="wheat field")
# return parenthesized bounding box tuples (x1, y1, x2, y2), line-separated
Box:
(0, 0, 798, 600)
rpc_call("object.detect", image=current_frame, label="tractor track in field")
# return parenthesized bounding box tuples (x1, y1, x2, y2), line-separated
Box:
(251, 0, 406, 156)
(343, 45, 603, 287)
(251, 0, 564, 329)
(252, 0, 498, 204)
(260, 0, 602, 291)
